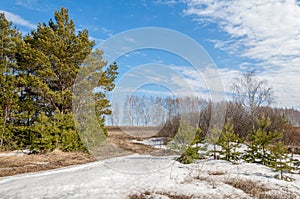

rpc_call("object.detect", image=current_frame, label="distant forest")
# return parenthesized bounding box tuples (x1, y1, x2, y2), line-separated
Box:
(107, 95, 300, 127)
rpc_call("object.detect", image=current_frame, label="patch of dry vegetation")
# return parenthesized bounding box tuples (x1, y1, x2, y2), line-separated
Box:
(224, 178, 269, 198)
(103, 128, 175, 157)
(208, 170, 226, 175)
(0, 149, 95, 177)
(224, 178, 297, 199)
(128, 191, 193, 199)
(258, 193, 297, 199)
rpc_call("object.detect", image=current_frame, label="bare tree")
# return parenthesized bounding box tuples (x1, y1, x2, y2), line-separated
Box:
(231, 70, 275, 125)
(112, 103, 120, 126)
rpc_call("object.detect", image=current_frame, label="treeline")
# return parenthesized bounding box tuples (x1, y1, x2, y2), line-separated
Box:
(160, 99, 300, 145)
(107, 95, 300, 145)
(107, 95, 203, 126)
(0, 8, 118, 152)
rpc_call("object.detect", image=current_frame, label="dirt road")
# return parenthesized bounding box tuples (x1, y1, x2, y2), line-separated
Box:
(92, 127, 174, 160)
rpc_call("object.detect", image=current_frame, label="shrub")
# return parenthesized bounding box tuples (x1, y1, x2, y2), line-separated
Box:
(176, 146, 200, 164)
(31, 111, 86, 152)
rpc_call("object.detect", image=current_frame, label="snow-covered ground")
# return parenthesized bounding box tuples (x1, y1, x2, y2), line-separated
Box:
(0, 150, 31, 157)
(131, 137, 167, 149)
(0, 154, 299, 199)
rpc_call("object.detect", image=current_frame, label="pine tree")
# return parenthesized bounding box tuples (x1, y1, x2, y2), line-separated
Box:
(172, 119, 201, 164)
(52, 110, 85, 151)
(270, 142, 292, 180)
(0, 8, 118, 152)
(18, 7, 118, 151)
(206, 126, 222, 160)
(244, 114, 283, 165)
(72, 48, 118, 148)
(32, 112, 55, 152)
(169, 119, 198, 153)
(20, 7, 94, 115)
(0, 13, 23, 150)
(218, 120, 242, 164)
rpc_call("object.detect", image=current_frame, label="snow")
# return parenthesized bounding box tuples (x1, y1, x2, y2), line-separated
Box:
(0, 154, 299, 199)
(0, 150, 30, 157)
(131, 137, 167, 149)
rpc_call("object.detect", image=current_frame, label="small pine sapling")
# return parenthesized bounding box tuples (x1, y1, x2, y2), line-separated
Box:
(32, 112, 55, 152)
(169, 119, 198, 153)
(172, 119, 201, 164)
(270, 142, 292, 180)
(243, 114, 283, 166)
(176, 146, 200, 164)
(218, 120, 242, 164)
(288, 148, 300, 174)
(206, 126, 222, 160)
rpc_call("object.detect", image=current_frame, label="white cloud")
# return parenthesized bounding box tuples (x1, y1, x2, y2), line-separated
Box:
(0, 10, 35, 29)
(16, 0, 49, 12)
(88, 35, 105, 47)
(101, 27, 113, 37)
(154, 0, 178, 6)
(183, 0, 300, 108)
(184, 0, 300, 67)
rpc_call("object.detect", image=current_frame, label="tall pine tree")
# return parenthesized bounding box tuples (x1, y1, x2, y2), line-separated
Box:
(21, 7, 94, 115)
(15, 7, 118, 152)
(0, 13, 23, 150)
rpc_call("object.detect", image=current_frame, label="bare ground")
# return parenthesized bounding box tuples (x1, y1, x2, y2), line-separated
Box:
(93, 127, 176, 160)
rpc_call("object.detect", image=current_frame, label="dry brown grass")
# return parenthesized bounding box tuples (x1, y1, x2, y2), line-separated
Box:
(224, 178, 297, 199)
(258, 193, 297, 199)
(224, 178, 269, 198)
(108, 130, 158, 154)
(208, 170, 226, 175)
(106, 126, 161, 138)
(128, 191, 193, 199)
(0, 149, 95, 177)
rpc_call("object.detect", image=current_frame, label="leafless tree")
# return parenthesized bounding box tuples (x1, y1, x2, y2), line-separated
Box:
(231, 70, 275, 125)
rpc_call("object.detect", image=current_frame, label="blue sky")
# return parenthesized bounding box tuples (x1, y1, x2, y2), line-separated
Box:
(1, 0, 300, 109)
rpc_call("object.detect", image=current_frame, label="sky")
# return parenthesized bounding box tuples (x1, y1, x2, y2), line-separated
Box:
(1, 0, 300, 109)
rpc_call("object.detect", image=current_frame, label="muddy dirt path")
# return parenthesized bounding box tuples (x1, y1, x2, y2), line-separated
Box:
(92, 129, 175, 160)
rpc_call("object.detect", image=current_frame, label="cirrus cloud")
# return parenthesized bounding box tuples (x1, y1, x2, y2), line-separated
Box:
(0, 10, 35, 29)
(183, 0, 300, 108)
(184, 0, 300, 69)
